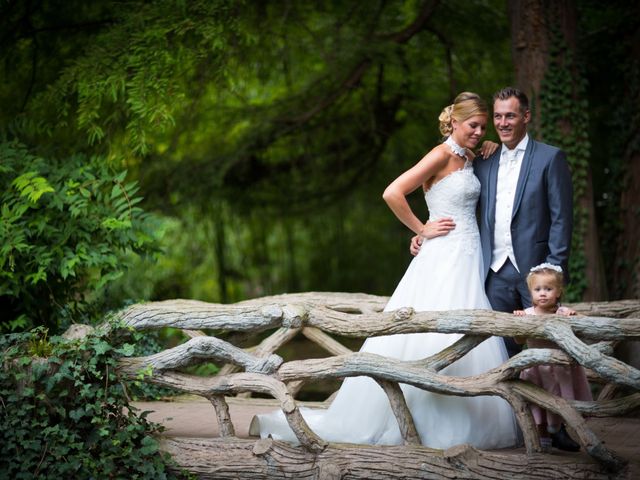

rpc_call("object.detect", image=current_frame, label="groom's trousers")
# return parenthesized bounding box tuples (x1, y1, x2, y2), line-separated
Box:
(485, 259, 531, 358)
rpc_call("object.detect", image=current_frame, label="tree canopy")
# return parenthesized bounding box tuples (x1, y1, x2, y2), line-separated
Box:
(1, 0, 639, 330)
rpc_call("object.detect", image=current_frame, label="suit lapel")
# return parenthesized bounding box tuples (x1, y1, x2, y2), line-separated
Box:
(512, 139, 534, 218)
(486, 151, 500, 229)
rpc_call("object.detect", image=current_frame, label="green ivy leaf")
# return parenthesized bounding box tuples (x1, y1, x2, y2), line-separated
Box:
(92, 340, 112, 356)
(114, 342, 136, 357)
(69, 407, 86, 421)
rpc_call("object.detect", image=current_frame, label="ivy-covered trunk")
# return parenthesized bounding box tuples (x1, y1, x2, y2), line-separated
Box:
(508, 0, 607, 301)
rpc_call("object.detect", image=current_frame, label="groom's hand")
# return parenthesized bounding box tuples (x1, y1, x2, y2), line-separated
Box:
(410, 235, 423, 256)
(411, 218, 456, 256)
(478, 140, 499, 158)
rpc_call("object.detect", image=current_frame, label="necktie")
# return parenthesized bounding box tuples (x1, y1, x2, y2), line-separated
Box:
(505, 149, 517, 164)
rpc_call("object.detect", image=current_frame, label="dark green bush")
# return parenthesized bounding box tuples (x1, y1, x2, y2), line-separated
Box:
(0, 325, 185, 479)
(0, 141, 158, 332)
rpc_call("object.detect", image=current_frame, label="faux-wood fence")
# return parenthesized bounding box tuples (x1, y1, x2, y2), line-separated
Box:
(112, 292, 640, 479)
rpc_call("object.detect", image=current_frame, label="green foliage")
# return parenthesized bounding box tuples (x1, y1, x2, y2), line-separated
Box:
(27, 326, 54, 358)
(0, 325, 185, 479)
(5, 0, 247, 157)
(3, 0, 511, 205)
(1, 0, 515, 307)
(3, 0, 637, 307)
(0, 141, 158, 332)
(106, 192, 414, 305)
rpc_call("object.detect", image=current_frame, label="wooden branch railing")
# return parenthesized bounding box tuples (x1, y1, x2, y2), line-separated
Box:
(113, 292, 640, 477)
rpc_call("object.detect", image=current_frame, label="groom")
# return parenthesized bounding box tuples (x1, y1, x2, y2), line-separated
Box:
(412, 86, 573, 351)
(411, 87, 578, 449)
(476, 86, 573, 356)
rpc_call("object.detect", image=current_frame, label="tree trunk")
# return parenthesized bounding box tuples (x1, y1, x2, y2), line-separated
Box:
(616, 150, 640, 299)
(613, 15, 640, 300)
(508, 0, 548, 134)
(508, 0, 607, 300)
(582, 166, 608, 300)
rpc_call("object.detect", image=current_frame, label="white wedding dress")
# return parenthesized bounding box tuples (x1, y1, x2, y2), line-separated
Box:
(251, 153, 519, 449)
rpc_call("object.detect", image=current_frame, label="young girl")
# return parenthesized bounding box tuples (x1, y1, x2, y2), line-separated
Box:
(515, 263, 592, 451)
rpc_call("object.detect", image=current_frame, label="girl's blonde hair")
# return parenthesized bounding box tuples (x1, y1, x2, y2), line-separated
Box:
(526, 265, 565, 298)
(438, 92, 488, 137)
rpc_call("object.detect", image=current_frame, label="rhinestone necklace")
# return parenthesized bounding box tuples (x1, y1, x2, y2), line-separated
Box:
(445, 135, 467, 158)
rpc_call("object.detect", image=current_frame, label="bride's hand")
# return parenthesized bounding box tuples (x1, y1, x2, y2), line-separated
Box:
(420, 217, 455, 239)
(478, 140, 499, 158)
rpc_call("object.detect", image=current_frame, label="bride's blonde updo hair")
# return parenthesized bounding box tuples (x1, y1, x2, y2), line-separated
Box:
(438, 92, 488, 137)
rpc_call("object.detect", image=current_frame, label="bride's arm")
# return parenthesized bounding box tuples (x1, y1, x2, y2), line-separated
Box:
(382, 146, 453, 238)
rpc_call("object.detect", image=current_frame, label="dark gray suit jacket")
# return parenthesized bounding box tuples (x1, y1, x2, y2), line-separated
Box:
(474, 135, 573, 282)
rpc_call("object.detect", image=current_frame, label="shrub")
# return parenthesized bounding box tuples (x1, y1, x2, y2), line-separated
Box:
(0, 141, 158, 332)
(0, 325, 186, 479)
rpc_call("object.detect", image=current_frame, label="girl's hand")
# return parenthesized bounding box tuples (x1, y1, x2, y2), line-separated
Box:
(557, 306, 577, 316)
(420, 217, 456, 239)
(513, 310, 526, 316)
(478, 140, 499, 158)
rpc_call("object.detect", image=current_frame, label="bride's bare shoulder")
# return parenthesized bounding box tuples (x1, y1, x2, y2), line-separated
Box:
(417, 143, 450, 169)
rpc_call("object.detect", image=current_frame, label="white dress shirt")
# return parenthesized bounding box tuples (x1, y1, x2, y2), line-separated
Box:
(490, 134, 529, 273)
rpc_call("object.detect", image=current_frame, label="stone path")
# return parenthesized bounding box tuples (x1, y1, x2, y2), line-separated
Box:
(133, 396, 291, 438)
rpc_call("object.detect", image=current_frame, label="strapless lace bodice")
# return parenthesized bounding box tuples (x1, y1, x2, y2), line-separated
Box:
(425, 161, 480, 238)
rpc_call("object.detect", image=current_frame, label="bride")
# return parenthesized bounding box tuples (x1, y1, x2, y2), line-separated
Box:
(250, 92, 519, 449)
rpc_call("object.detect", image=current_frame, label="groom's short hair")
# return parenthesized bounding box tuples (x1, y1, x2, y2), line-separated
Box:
(493, 87, 529, 114)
